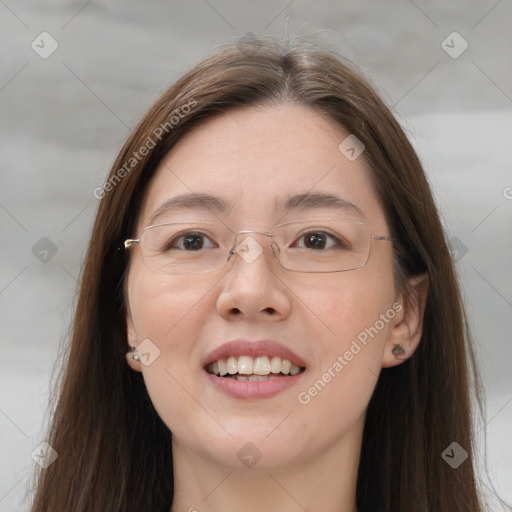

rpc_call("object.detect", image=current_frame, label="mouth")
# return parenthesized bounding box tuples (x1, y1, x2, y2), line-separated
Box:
(202, 340, 307, 399)
(205, 355, 306, 381)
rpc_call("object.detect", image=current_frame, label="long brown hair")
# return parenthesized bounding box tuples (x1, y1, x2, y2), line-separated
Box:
(29, 37, 488, 511)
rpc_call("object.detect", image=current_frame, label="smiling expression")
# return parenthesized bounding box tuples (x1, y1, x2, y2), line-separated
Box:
(125, 103, 399, 470)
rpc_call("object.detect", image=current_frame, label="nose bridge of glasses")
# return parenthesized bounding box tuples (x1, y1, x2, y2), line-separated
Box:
(235, 229, 274, 239)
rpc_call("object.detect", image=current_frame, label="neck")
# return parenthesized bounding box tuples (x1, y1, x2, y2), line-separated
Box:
(169, 423, 362, 512)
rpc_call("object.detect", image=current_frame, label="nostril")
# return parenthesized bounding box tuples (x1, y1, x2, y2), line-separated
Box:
(263, 307, 277, 315)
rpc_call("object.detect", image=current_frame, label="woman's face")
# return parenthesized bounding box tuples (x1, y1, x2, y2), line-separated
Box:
(126, 104, 400, 470)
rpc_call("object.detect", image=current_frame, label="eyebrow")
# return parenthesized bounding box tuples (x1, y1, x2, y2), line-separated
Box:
(148, 191, 364, 226)
(281, 192, 364, 217)
(148, 193, 230, 225)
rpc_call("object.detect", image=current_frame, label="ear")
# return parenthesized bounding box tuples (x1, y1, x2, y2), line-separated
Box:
(125, 306, 142, 373)
(382, 274, 429, 368)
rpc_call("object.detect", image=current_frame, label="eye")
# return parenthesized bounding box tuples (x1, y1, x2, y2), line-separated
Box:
(293, 231, 346, 250)
(168, 232, 217, 251)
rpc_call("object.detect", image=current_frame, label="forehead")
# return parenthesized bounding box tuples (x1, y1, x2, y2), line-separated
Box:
(138, 104, 386, 230)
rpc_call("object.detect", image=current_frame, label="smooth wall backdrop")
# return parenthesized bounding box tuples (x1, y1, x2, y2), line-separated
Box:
(1, 1, 511, 510)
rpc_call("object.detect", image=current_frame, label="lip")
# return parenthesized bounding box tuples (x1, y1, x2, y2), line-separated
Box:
(205, 370, 306, 399)
(202, 339, 307, 368)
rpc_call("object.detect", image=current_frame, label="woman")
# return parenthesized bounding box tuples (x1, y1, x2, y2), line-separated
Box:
(30, 38, 487, 511)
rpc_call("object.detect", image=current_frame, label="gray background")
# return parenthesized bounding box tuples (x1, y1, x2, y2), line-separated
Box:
(1, 1, 511, 510)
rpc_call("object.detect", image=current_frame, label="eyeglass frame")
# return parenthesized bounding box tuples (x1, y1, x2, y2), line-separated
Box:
(122, 219, 396, 275)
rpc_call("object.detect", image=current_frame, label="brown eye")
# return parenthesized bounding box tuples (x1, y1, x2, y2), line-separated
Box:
(303, 233, 328, 249)
(169, 232, 216, 251)
(294, 231, 344, 250)
(182, 234, 205, 250)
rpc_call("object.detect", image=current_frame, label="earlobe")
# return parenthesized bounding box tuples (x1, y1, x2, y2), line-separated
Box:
(382, 273, 429, 368)
(126, 311, 143, 372)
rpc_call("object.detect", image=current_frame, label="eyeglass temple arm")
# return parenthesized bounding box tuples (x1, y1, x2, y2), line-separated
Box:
(123, 239, 140, 249)
(372, 235, 396, 242)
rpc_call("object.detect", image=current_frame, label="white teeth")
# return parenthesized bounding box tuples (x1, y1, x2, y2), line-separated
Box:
(238, 355, 254, 375)
(253, 356, 271, 375)
(218, 358, 228, 376)
(270, 356, 282, 373)
(207, 355, 304, 378)
(226, 356, 238, 374)
(280, 359, 291, 375)
(289, 364, 300, 376)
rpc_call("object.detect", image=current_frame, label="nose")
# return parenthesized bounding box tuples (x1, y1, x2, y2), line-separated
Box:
(216, 233, 292, 322)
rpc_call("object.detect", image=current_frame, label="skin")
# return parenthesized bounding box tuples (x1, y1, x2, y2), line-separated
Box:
(125, 104, 427, 512)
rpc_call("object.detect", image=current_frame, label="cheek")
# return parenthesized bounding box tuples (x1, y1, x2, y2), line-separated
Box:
(127, 265, 214, 344)
(300, 257, 395, 353)
(126, 266, 219, 433)
(292, 264, 395, 436)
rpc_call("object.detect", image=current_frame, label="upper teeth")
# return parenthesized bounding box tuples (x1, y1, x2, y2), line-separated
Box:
(207, 355, 302, 376)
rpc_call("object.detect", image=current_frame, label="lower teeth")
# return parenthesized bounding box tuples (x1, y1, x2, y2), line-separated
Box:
(221, 373, 295, 381)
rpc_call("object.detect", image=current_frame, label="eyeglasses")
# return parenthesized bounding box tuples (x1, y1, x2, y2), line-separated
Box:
(123, 218, 394, 275)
